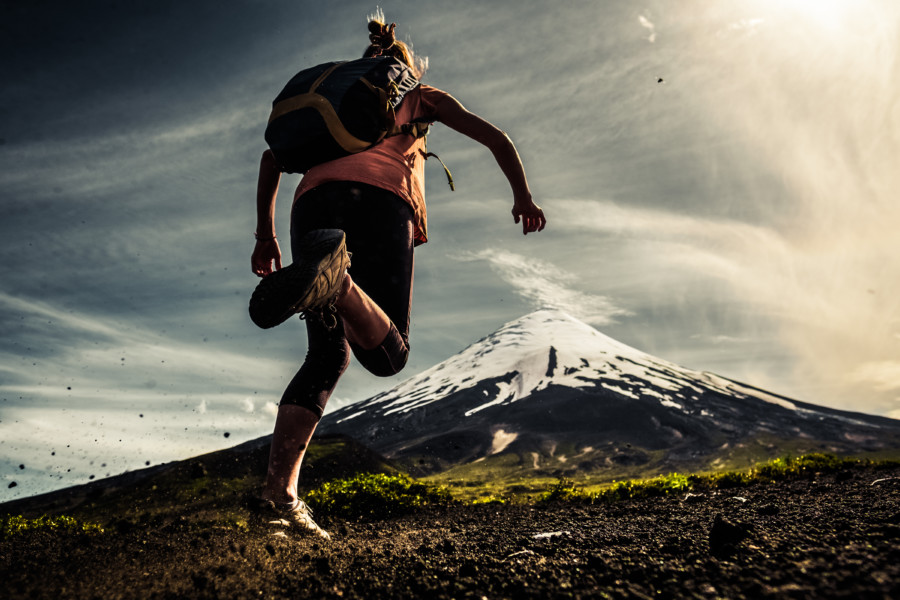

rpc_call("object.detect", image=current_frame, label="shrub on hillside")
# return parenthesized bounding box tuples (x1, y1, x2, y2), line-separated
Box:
(538, 478, 592, 503)
(538, 453, 900, 504)
(306, 473, 452, 519)
(1, 514, 104, 537)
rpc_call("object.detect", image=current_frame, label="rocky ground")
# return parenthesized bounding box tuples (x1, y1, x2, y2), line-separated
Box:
(3, 465, 899, 599)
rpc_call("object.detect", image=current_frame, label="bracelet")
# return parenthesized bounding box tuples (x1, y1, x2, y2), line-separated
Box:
(254, 232, 276, 241)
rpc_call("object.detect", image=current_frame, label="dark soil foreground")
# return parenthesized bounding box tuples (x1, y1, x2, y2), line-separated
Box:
(3, 466, 900, 600)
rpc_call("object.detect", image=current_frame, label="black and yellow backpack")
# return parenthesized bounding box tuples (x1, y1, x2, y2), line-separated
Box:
(264, 56, 430, 174)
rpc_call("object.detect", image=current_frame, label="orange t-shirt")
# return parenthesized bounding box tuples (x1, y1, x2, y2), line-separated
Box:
(293, 84, 450, 246)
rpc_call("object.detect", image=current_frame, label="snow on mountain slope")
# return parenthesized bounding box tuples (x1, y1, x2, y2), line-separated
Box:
(318, 309, 900, 477)
(335, 308, 808, 425)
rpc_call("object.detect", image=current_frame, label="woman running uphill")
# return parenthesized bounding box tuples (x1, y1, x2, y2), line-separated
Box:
(249, 16, 546, 539)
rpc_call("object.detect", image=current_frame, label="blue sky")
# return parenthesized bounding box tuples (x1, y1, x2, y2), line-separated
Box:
(2, 0, 899, 500)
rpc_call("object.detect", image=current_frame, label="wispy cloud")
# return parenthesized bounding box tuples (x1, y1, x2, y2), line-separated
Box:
(454, 249, 630, 326)
(0, 290, 290, 499)
(851, 362, 900, 394)
(638, 15, 657, 43)
(551, 197, 900, 416)
(721, 18, 765, 37)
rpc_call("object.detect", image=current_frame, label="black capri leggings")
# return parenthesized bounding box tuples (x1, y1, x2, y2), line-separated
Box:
(279, 181, 415, 417)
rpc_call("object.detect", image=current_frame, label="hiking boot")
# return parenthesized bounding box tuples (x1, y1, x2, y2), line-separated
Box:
(249, 229, 350, 329)
(263, 498, 331, 540)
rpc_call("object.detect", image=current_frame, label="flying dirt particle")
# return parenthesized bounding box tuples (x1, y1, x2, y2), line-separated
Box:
(89, 475, 95, 480)
(8, 482, 16, 489)
(145, 461, 151, 466)
(19, 464, 24, 470)
(67, 387, 71, 390)
(51, 452, 55, 456)
(224, 432, 231, 438)
(139, 414, 144, 418)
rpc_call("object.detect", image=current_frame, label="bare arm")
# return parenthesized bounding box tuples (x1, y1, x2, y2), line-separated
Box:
(433, 94, 546, 235)
(251, 149, 284, 277)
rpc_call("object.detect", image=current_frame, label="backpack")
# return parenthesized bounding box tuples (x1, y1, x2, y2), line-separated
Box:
(264, 56, 430, 174)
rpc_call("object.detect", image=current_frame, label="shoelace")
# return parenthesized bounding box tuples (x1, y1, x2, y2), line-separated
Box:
(299, 301, 339, 330)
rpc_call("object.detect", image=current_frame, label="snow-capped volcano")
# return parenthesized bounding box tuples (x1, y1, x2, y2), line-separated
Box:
(318, 309, 900, 477)
(334, 309, 798, 421)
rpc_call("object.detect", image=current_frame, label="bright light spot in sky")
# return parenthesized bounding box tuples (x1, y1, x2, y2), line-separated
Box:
(761, 0, 862, 30)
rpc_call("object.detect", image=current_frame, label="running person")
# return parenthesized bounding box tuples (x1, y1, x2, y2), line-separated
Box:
(249, 15, 546, 539)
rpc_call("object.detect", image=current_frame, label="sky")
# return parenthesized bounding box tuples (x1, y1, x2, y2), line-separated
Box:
(2, 0, 899, 500)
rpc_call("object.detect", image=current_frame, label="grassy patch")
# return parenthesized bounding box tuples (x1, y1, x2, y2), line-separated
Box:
(306, 473, 452, 519)
(1, 514, 104, 537)
(539, 453, 900, 504)
(470, 495, 508, 505)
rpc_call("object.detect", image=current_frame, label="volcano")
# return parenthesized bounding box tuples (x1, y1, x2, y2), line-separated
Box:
(317, 309, 900, 478)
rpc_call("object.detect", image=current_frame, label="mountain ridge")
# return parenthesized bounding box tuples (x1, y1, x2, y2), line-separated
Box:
(318, 309, 900, 481)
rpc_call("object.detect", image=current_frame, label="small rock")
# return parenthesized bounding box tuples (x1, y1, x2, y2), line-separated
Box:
(533, 530, 570, 540)
(835, 469, 854, 482)
(190, 573, 209, 591)
(709, 513, 751, 554)
(757, 503, 779, 516)
(871, 477, 900, 486)
(314, 557, 330, 574)
(586, 553, 607, 569)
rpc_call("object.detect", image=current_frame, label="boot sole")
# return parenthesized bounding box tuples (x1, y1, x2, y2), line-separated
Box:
(248, 229, 349, 329)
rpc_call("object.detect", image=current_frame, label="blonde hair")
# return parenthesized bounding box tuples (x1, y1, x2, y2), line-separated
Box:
(363, 10, 428, 79)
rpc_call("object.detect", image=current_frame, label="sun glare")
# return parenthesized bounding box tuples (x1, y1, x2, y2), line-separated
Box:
(763, 0, 858, 31)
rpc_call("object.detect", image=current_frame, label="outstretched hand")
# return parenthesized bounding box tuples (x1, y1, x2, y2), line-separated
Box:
(512, 198, 547, 235)
(251, 239, 282, 277)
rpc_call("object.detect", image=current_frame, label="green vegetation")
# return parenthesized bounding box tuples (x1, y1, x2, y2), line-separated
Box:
(307, 472, 452, 519)
(1, 514, 104, 537)
(471, 495, 508, 505)
(7, 452, 897, 534)
(539, 453, 900, 503)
